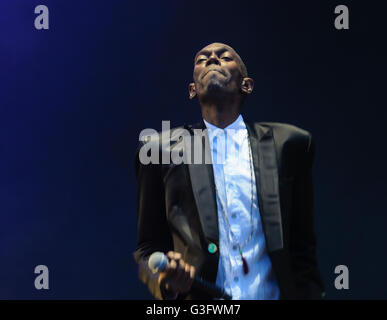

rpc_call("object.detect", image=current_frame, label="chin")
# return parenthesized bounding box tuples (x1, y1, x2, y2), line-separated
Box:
(205, 78, 225, 92)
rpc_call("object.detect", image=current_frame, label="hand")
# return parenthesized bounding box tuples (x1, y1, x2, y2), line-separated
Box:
(157, 251, 196, 294)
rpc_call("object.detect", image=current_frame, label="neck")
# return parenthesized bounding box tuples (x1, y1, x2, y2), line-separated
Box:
(200, 100, 241, 129)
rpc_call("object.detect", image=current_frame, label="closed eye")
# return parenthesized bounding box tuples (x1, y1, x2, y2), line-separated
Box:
(196, 58, 207, 64)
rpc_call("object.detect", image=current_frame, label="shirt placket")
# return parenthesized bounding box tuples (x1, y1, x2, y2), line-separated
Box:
(224, 130, 244, 297)
(213, 130, 234, 295)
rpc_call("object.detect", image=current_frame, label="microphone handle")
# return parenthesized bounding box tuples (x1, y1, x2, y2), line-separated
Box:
(192, 276, 232, 300)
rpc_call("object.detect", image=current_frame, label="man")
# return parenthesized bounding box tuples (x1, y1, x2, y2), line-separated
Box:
(134, 42, 324, 299)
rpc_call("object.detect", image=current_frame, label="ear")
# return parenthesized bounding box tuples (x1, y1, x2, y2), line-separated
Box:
(241, 77, 254, 95)
(188, 83, 197, 100)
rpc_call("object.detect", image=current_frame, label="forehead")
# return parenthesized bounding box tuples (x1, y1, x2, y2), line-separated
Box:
(195, 43, 236, 59)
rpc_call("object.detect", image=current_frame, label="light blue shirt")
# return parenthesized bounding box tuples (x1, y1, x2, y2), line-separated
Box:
(203, 114, 280, 300)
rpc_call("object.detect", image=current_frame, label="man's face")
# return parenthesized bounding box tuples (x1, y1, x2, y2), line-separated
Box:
(192, 43, 244, 98)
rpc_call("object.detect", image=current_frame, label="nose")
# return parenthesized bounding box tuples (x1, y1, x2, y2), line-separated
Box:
(206, 51, 220, 66)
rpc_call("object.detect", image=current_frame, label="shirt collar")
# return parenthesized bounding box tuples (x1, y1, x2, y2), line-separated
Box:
(203, 114, 246, 131)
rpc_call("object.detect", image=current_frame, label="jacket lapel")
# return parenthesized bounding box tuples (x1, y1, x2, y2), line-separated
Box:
(184, 120, 219, 244)
(245, 120, 284, 252)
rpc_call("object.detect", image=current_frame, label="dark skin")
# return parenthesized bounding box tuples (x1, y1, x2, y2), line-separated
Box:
(158, 43, 254, 295)
(189, 42, 254, 128)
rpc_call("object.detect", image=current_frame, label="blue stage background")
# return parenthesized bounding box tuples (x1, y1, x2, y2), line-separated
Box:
(1, 0, 386, 299)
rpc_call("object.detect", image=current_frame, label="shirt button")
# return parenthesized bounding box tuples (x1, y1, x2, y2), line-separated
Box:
(234, 276, 239, 282)
(231, 213, 236, 218)
(232, 245, 237, 251)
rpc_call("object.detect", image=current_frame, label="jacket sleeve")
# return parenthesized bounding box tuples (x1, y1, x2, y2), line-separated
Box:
(133, 142, 176, 300)
(289, 133, 325, 299)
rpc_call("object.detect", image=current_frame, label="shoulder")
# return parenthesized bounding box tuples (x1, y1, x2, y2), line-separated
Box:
(256, 122, 313, 152)
(258, 122, 311, 140)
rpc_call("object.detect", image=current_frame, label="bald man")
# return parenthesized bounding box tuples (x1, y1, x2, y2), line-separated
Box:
(134, 43, 324, 300)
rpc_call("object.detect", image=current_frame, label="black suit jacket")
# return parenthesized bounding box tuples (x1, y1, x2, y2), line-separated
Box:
(133, 118, 325, 300)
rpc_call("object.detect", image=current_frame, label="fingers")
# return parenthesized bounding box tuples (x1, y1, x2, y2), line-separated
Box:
(182, 263, 195, 292)
(174, 259, 185, 280)
(167, 251, 181, 260)
(158, 251, 195, 294)
(189, 265, 196, 279)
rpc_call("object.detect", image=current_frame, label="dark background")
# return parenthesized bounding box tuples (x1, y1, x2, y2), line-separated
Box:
(1, 0, 386, 299)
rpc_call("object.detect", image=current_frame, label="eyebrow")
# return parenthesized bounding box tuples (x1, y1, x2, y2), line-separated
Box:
(195, 47, 231, 61)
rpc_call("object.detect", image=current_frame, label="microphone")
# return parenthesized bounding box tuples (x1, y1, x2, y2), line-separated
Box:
(148, 251, 232, 300)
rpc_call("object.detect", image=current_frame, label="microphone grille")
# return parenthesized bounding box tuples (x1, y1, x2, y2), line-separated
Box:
(148, 252, 168, 274)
